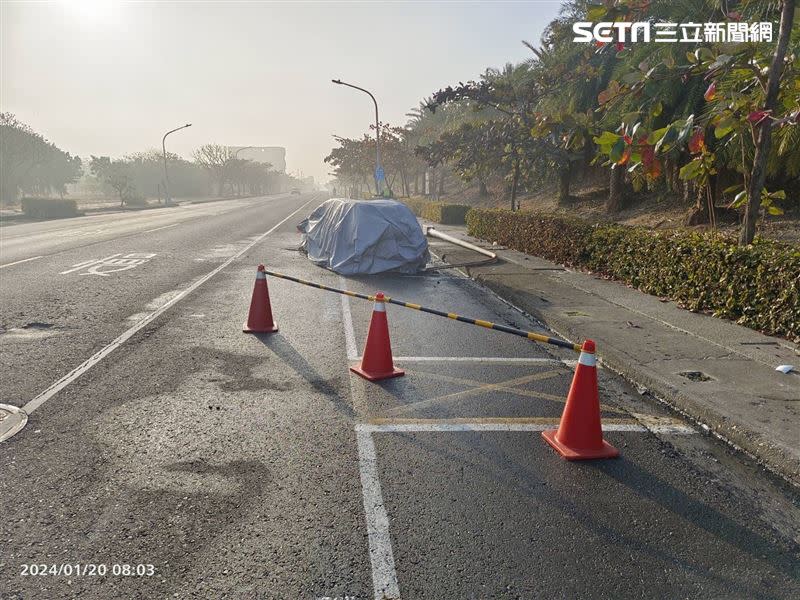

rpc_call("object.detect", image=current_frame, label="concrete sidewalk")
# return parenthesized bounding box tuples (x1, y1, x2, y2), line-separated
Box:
(423, 221, 800, 487)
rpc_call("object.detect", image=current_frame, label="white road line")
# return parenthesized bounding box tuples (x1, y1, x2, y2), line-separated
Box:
(647, 423, 697, 435)
(19, 196, 320, 417)
(356, 422, 696, 434)
(144, 223, 179, 233)
(0, 255, 43, 269)
(392, 356, 564, 364)
(630, 413, 698, 435)
(340, 276, 359, 361)
(356, 429, 401, 600)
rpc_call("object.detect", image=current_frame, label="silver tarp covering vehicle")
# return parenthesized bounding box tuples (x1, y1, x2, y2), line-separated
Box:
(297, 198, 430, 275)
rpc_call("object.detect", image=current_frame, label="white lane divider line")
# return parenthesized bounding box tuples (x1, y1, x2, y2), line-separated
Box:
(19, 196, 321, 417)
(340, 276, 358, 361)
(144, 223, 179, 233)
(356, 428, 401, 600)
(0, 255, 43, 269)
(392, 356, 564, 364)
(356, 422, 696, 434)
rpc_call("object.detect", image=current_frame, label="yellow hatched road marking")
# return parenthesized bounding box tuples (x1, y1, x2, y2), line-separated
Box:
(383, 368, 626, 415)
(385, 370, 559, 416)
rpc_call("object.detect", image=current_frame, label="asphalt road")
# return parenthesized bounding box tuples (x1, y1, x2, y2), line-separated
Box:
(1, 195, 798, 599)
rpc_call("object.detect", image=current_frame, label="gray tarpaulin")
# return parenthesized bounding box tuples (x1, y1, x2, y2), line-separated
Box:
(297, 198, 430, 275)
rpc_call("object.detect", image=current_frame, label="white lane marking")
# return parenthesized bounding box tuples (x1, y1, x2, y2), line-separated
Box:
(391, 356, 563, 364)
(647, 423, 697, 435)
(356, 422, 696, 434)
(630, 413, 698, 435)
(126, 289, 186, 322)
(0, 404, 28, 442)
(60, 253, 119, 273)
(340, 276, 358, 361)
(60, 253, 157, 276)
(144, 223, 179, 233)
(0, 255, 43, 269)
(20, 196, 320, 417)
(356, 429, 401, 600)
(52, 228, 110, 239)
(322, 291, 340, 323)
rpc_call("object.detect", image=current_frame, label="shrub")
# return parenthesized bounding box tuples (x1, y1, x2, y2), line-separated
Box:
(467, 208, 800, 341)
(20, 197, 79, 218)
(123, 194, 148, 207)
(466, 209, 593, 267)
(404, 198, 471, 225)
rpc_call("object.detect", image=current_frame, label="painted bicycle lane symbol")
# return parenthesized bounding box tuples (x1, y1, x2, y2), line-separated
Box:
(60, 253, 157, 277)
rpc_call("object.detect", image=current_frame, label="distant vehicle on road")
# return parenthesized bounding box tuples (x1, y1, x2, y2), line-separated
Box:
(290, 188, 301, 195)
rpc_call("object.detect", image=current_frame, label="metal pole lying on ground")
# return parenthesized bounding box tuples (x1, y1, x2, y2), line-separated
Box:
(426, 227, 497, 260)
(259, 267, 581, 352)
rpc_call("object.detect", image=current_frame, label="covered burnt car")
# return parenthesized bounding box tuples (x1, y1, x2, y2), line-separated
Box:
(297, 198, 430, 275)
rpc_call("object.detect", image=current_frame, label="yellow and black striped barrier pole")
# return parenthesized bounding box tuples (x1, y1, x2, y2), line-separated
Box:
(260, 268, 582, 353)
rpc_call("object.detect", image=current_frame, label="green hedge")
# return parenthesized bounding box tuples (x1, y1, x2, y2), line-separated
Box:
(467, 208, 800, 341)
(404, 198, 471, 225)
(21, 197, 79, 218)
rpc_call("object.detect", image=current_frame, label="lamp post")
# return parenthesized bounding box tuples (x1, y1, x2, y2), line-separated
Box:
(331, 79, 384, 196)
(161, 123, 192, 204)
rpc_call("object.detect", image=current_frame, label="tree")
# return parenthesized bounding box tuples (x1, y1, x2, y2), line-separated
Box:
(741, 0, 797, 244)
(89, 156, 138, 206)
(0, 113, 82, 204)
(193, 144, 234, 196)
(325, 134, 382, 197)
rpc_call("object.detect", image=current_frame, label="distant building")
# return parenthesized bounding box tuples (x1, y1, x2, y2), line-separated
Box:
(230, 146, 286, 173)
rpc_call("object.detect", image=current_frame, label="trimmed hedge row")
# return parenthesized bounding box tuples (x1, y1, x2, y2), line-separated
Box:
(404, 198, 471, 225)
(466, 208, 800, 342)
(21, 197, 79, 218)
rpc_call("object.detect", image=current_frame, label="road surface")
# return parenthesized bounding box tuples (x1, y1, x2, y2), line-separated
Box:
(1, 193, 798, 599)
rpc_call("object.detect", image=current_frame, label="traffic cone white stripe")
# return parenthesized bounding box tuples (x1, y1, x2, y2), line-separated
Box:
(578, 351, 596, 367)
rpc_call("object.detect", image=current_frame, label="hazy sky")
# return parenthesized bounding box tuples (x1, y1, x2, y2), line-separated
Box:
(2, 1, 562, 182)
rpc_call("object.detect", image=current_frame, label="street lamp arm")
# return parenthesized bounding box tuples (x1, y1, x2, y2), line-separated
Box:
(332, 78, 383, 195)
(332, 80, 379, 130)
(163, 123, 192, 146)
(332, 80, 377, 111)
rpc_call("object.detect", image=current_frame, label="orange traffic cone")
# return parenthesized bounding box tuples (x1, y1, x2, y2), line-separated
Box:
(542, 340, 619, 460)
(243, 264, 278, 334)
(350, 292, 404, 381)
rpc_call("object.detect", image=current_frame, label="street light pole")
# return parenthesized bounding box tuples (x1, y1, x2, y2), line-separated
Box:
(332, 79, 383, 196)
(161, 123, 192, 204)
